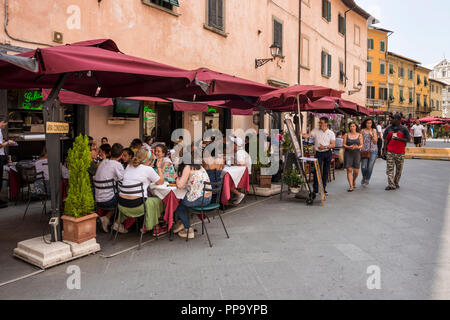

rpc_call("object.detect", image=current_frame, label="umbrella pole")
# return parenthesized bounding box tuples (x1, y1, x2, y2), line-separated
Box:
(42, 73, 68, 242)
(296, 95, 304, 158)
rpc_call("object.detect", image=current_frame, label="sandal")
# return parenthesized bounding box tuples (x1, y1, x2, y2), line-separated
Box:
(347, 187, 354, 192)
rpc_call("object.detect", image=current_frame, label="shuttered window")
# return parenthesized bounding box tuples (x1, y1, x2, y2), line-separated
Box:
(367, 60, 372, 73)
(339, 61, 344, 83)
(208, 0, 224, 31)
(321, 51, 331, 77)
(380, 63, 385, 75)
(379, 87, 388, 101)
(367, 86, 375, 99)
(368, 38, 374, 50)
(149, 0, 179, 10)
(322, 0, 331, 22)
(380, 40, 385, 52)
(273, 20, 283, 54)
(338, 14, 346, 35)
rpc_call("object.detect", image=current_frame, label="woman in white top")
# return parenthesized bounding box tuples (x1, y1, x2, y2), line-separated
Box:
(113, 148, 164, 233)
(172, 159, 212, 239)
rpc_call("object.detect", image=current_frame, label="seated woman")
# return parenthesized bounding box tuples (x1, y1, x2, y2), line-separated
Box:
(33, 147, 69, 196)
(152, 144, 177, 183)
(173, 154, 212, 239)
(113, 148, 165, 234)
(121, 148, 134, 169)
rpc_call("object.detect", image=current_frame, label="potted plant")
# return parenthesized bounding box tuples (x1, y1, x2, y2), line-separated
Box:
(61, 134, 97, 244)
(283, 167, 302, 194)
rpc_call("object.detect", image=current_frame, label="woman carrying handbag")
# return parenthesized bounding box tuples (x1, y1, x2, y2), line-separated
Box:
(360, 117, 378, 186)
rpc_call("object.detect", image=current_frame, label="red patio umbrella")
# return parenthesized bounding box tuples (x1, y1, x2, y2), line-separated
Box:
(0, 39, 202, 98)
(427, 121, 444, 125)
(42, 89, 113, 106)
(257, 85, 343, 108)
(358, 105, 371, 116)
(418, 116, 440, 123)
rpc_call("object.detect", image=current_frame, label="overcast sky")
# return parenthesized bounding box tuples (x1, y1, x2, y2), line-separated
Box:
(357, 0, 449, 68)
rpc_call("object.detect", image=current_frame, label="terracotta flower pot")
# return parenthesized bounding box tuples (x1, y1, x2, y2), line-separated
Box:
(61, 213, 98, 244)
(259, 175, 272, 188)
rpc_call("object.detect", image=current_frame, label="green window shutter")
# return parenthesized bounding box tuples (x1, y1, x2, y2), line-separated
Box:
(322, 0, 326, 19)
(321, 51, 325, 75)
(367, 61, 372, 73)
(327, 54, 332, 77)
(327, 1, 331, 22)
(380, 41, 385, 52)
(380, 63, 385, 75)
(217, 0, 223, 30)
(162, 0, 179, 6)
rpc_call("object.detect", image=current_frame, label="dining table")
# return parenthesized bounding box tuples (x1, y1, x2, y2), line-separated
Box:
(220, 165, 250, 205)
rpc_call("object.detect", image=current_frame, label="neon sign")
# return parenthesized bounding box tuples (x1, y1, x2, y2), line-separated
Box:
(143, 106, 155, 113)
(208, 108, 217, 113)
(22, 90, 43, 110)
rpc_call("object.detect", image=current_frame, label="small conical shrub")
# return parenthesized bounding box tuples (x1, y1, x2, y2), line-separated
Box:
(65, 134, 94, 218)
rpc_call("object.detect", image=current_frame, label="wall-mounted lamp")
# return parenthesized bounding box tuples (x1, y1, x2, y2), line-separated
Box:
(348, 82, 362, 95)
(255, 44, 284, 69)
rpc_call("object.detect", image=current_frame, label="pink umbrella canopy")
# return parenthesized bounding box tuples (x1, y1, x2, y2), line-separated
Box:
(0, 39, 203, 98)
(257, 85, 343, 108)
(427, 121, 445, 124)
(358, 105, 371, 116)
(418, 116, 441, 122)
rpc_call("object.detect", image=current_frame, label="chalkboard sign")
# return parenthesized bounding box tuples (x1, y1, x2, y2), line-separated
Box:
(285, 118, 302, 158)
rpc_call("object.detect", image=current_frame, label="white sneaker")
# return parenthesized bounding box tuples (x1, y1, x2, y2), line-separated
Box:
(99, 216, 110, 233)
(112, 223, 128, 234)
(233, 193, 245, 205)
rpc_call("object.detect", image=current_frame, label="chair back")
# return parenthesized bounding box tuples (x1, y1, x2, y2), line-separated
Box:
(19, 165, 37, 184)
(203, 180, 223, 205)
(117, 182, 146, 199)
(93, 178, 117, 203)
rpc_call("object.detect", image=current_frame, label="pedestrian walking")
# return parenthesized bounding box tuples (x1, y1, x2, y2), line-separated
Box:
(411, 119, 425, 147)
(360, 118, 378, 186)
(343, 122, 363, 192)
(444, 123, 450, 143)
(303, 117, 335, 195)
(383, 114, 411, 191)
(376, 121, 384, 158)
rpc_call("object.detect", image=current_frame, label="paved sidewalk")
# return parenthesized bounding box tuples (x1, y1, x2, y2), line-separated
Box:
(0, 157, 449, 299)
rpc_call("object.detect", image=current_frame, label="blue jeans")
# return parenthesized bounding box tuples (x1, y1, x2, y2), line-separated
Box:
(175, 195, 212, 228)
(360, 151, 378, 181)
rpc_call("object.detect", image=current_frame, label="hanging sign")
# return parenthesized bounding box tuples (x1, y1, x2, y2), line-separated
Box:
(46, 122, 69, 134)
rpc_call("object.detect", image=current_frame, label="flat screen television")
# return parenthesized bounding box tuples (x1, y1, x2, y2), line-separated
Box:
(113, 99, 141, 118)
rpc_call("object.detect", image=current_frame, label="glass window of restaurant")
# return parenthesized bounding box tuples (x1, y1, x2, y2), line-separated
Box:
(143, 101, 183, 147)
(5, 89, 79, 162)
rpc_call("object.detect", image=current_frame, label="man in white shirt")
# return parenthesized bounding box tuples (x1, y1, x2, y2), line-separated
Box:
(303, 117, 336, 195)
(93, 143, 124, 232)
(411, 119, 426, 147)
(0, 117, 15, 208)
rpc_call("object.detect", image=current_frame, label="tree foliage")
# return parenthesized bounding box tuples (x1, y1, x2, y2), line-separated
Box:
(64, 135, 94, 218)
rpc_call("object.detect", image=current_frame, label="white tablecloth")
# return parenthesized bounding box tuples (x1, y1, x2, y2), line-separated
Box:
(150, 182, 187, 200)
(221, 166, 246, 187)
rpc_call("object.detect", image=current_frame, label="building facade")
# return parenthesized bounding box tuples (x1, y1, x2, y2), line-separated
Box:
(415, 65, 432, 117)
(0, 0, 372, 145)
(429, 59, 450, 118)
(429, 79, 446, 117)
(386, 52, 419, 117)
(366, 27, 391, 111)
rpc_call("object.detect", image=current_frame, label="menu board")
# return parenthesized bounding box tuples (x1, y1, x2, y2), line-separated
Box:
(285, 118, 302, 158)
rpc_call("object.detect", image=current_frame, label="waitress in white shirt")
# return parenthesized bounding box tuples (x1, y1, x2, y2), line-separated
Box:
(303, 117, 335, 195)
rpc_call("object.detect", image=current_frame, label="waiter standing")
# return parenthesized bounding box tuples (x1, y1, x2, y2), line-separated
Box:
(0, 116, 15, 208)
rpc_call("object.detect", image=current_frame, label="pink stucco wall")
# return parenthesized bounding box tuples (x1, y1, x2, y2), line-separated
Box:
(1, 0, 369, 140)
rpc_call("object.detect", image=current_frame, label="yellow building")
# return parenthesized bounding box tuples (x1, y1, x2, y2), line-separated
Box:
(429, 79, 446, 117)
(415, 65, 432, 117)
(386, 52, 419, 117)
(366, 27, 392, 111)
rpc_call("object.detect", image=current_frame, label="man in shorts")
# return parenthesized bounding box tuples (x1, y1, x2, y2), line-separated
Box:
(411, 119, 425, 147)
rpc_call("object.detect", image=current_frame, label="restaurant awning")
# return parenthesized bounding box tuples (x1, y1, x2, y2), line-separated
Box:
(42, 89, 113, 106)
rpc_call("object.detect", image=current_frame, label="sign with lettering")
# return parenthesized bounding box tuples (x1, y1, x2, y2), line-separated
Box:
(46, 122, 69, 134)
(22, 90, 44, 110)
